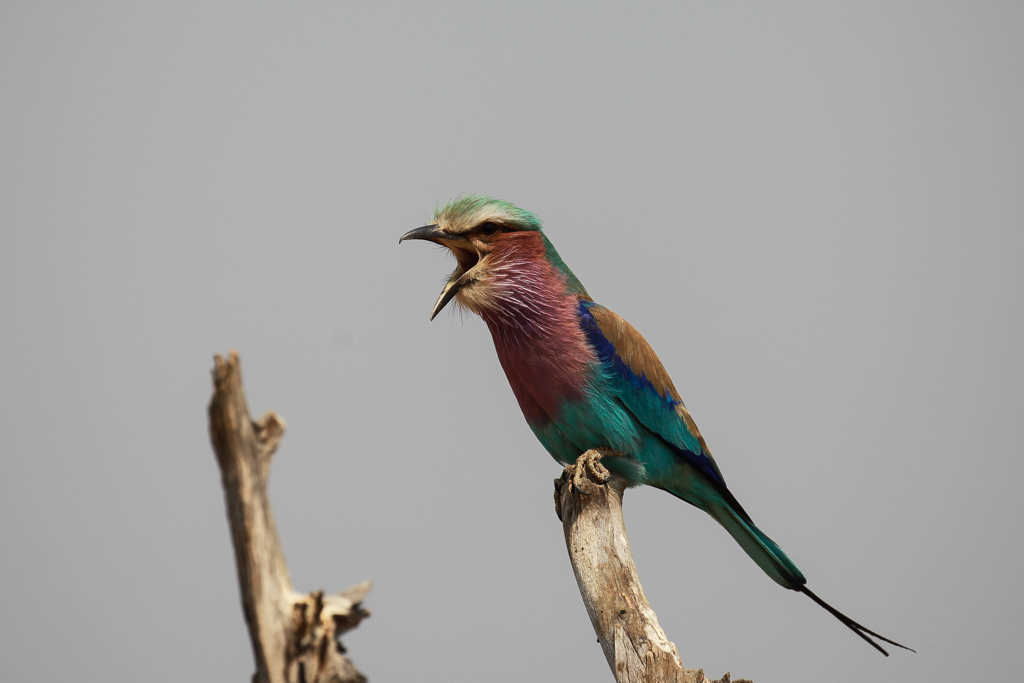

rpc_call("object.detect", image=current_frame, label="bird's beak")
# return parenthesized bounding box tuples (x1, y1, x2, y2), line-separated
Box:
(399, 224, 451, 244)
(400, 224, 475, 321)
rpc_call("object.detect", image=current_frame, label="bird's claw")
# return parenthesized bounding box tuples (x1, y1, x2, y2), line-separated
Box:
(554, 449, 619, 520)
(571, 449, 612, 495)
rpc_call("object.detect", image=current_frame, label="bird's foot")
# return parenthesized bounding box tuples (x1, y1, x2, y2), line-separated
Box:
(570, 449, 614, 495)
(554, 449, 619, 520)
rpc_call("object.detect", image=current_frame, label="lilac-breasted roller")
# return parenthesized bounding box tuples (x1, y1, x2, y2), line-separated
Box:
(401, 195, 911, 656)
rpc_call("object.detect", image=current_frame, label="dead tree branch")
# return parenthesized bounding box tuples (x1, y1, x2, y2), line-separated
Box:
(555, 450, 750, 683)
(208, 351, 370, 683)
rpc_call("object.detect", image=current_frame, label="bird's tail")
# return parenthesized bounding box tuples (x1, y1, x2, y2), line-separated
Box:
(709, 502, 914, 656)
(797, 585, 915, 656)
(708, 501, 807, 590)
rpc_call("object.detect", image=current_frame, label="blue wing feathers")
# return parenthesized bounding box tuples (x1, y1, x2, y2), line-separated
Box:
(579, 308, 681, 411)
(578, 301, 729, 490)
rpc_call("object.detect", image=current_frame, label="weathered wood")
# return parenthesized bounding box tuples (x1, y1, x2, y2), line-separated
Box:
(555, 450, 750, 683)
(209, 351, 370, 683)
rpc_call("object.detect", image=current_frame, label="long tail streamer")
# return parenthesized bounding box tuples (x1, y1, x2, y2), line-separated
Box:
(800, 586, 915, 656)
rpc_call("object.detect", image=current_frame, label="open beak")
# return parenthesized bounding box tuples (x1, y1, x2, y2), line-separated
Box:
(399, 224, 451, 245)
(400, 224, 477, 320)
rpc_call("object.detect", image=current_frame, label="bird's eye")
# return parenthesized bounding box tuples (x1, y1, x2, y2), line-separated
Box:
(479, 222, 502, 237)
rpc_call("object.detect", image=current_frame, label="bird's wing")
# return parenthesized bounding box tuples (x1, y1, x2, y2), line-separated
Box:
(578, 300, 727, 488)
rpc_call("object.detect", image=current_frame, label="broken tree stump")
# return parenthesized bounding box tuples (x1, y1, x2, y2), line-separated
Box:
(208, 351, 371, 683)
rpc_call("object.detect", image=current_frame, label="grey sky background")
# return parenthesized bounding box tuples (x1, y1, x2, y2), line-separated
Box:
(1, 2, 1021, 681)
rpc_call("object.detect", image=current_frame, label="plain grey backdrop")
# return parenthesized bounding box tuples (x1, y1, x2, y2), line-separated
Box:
(2, 2, 1021, 681)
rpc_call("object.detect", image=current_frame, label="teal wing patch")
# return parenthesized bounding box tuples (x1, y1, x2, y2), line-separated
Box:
(578, 300, 726, 487)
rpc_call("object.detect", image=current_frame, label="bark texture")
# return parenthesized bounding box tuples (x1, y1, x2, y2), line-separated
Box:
(209, 351, 370, 683)
(555, 450, 750, 683)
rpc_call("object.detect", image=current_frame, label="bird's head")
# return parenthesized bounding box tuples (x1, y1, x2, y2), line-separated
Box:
(401, 195, 580, 320)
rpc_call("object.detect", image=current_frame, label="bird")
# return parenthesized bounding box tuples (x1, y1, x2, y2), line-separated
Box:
(400, 195, 912, 656)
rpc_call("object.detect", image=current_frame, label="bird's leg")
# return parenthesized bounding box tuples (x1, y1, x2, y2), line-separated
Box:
(555, 449, 618, 521)
(573, 448, 614, 494)
(554, 449, 626, 520)
(568, 448, 629, 496)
